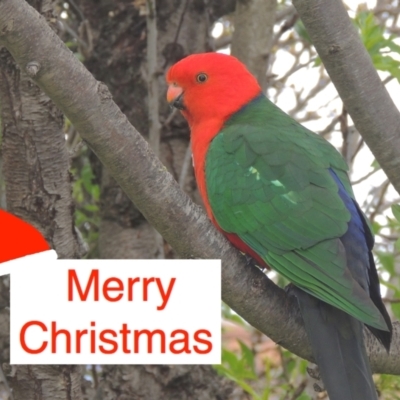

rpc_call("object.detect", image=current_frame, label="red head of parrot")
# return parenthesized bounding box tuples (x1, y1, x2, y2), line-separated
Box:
(166, 53, 261, 128)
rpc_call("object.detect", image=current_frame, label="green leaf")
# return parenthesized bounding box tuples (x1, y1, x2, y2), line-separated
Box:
(294, 19, 312, 43)
(391, 303, 400, 321)
(238, 341, 256, 375)
(355, 11, 400, 82)
(371, 221, 381, 235)
(391, 204, 400, 223)
(376, 251, 395, 275)
(371, 159, 380, 169)
(213, 364, 261, 398)
(297, 394, 312, 400)
(70, 149, 100, 258)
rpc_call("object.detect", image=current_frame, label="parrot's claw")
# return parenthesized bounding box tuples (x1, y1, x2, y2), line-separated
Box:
(244, 254, 257, 268)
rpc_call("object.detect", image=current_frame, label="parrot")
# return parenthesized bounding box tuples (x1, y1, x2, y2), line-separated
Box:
(166, 52, 392, 400)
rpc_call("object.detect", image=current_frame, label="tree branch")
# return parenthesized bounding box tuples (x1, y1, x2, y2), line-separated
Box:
(292, 0, 400, 195)
(146, 0, 164, 259)
(231, 0, 277, 90)
(0, 0, 398, 375)
(146, 0, 161, 156)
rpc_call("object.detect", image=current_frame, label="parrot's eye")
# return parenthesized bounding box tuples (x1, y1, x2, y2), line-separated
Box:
(196, 73, 208, 83)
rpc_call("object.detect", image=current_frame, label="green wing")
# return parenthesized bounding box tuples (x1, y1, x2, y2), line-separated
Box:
(206, 96, 386, 330)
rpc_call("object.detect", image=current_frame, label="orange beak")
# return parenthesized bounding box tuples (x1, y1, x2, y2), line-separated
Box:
(167, 84, 185, 110)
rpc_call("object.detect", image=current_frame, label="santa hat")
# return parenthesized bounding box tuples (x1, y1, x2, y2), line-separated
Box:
(0, 209, 53, 263)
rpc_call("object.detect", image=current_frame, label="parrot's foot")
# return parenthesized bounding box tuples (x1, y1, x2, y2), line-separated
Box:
(307, 364, 320, 380)
(244, 255, 259, 269)
(243, 255, 270, 273)
(307, 364, 326, 394)
(284, 282, 296, 296)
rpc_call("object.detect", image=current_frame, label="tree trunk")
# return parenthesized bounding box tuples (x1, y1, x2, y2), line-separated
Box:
(231, 0, 277, 90)
(0, 3, 80, 259)
(0, 1, 82, 398)
(91, 365, 238, 399)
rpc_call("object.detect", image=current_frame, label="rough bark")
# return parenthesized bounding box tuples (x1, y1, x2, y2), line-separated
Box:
(231, 0, 277, 90)
(4, 365, 83, 400)
(292, 0, 400, 195)
(0, 307, 9, 365)
(0, 0, 399, 376)
(0, 279, 10, 396)
(0, 1, 83, 399)
(98, 167, 162, 259)
(0, 155, 5, 209)
(0, 310, 10, 400)
(91, 365, 238, 399)
(0, 3, 80, 259)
